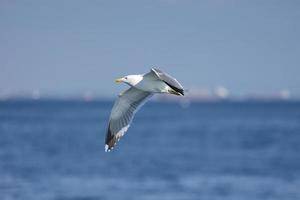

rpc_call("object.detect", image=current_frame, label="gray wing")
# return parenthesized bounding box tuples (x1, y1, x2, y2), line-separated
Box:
(105, 87, 152, 152)
(146, 68, 184, 95)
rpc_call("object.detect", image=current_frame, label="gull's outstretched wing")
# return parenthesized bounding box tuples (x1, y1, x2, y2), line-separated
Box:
(146, 68, 184, 96)
(105, 87, 152, 152)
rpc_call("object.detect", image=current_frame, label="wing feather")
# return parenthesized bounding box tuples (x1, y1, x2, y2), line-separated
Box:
(105, 87, 152, 152)
(145, 68, 184, 95)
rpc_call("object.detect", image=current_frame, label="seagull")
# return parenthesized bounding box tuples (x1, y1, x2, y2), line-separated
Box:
(105, 68, 184, 152)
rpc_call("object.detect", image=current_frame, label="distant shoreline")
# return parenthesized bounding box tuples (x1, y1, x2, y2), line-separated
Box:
(1, 98, 300, 104)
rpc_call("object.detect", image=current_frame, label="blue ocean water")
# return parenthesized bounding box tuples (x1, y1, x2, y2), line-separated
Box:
(1, 100, 300, 200)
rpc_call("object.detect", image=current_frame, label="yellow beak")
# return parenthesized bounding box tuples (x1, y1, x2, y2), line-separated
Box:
(115, 78, 123, 83)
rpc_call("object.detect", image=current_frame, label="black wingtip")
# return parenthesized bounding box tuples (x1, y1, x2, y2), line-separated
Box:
(105, 124, 115, 152)
(164, 81, 184, 96)
(180, 90, 185, 96)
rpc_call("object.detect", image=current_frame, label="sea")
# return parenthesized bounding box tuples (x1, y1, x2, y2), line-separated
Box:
(0, 100, 300, 200)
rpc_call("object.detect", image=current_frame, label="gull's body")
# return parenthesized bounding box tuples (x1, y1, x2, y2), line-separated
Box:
(105, 68, 184, 152)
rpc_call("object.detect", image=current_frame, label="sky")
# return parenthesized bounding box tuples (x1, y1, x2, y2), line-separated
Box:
(0, 0, 299, 98)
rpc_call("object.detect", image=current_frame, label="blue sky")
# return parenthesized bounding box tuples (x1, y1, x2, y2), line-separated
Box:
(1, 0, 299, 98)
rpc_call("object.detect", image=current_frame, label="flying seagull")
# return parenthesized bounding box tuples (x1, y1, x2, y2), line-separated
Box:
(105, 68, 184, 152)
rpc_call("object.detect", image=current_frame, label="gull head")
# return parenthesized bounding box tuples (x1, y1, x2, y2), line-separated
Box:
(115, 75, 143, 86)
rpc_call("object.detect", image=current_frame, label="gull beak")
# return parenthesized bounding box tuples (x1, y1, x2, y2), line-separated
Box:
(115, 78, 123, 83)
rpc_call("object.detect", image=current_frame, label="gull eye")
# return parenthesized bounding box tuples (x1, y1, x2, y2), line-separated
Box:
(125, 77, 128, 79)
